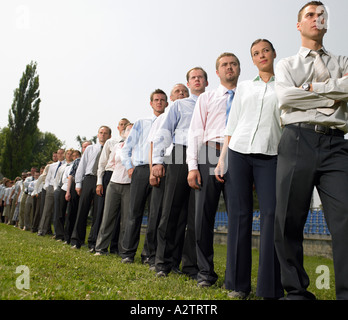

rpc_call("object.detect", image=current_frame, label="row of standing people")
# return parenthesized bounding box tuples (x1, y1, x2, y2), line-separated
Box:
(2, 1, 348, 300)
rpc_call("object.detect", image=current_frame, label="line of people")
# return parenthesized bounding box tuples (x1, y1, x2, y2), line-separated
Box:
(1, 1, 348, 301)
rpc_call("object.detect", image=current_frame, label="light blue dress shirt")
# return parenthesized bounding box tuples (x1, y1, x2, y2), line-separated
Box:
(152, 95, 198, 164)
(121, 115, 157, 170)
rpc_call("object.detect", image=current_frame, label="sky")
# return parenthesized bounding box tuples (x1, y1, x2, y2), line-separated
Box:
(0, 0, 347, 150)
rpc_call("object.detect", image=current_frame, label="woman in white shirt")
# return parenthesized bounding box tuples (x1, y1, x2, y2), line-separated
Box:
(215, 39, 283, 299)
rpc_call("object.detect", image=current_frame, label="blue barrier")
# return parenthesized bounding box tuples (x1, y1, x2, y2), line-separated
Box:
(142, 209, 331, 236)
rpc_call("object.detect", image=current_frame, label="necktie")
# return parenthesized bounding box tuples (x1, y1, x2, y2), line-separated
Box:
(92, 146, 103, 176)
(310, 50, 334, 115)
(54, 162, 61, 178)
(226, 90, 235, 125)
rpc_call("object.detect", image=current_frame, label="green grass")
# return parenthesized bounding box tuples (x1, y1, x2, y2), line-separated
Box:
(0, 223, 336, 300)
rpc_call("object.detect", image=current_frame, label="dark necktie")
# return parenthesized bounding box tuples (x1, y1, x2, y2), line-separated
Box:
(54, 162, 61, 178)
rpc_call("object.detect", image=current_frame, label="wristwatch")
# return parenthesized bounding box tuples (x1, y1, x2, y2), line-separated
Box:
(302, 83, 311, 91)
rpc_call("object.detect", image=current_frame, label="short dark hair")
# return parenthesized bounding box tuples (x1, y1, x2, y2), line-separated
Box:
(150, 89, 167, 101)
(298, 1, 325, 22)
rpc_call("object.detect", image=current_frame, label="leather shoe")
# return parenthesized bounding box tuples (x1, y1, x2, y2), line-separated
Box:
(171, 266, 183, 274)
(156, 271, 168, 278)
(227, 290, 248, 299)
(121, 257, 134, 264)
(197, 280, 212, 288)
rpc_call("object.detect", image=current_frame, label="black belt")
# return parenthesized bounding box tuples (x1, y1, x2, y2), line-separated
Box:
(205, 141, 223, 150)
(290, 123, 344, 137)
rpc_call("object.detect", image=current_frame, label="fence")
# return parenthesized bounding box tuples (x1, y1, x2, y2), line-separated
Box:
(142, 209, 330, 236)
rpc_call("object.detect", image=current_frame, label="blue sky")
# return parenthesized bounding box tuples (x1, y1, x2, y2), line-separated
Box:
(0, 0, 347, 149)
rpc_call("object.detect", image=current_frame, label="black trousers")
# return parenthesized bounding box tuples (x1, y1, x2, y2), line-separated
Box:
(55, 188, 68, 240)
(275, 124, 348, 300)
(71, 175, 99, 248)
(146, 171, 165, 266)
(225, 150, 283, 298)
(195, 145, 228, 285)
(31, 193, 41, 233)
(155, 145, 197, 275)
(120, 165, 151, 261)
(64, 180, 79, 244)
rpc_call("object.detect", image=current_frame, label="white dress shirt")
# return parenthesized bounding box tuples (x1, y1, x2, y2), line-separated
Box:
(110, 141, 131, 184)
(225, 76, 282, 156)
(44, 161, 60, 189)
(187, 85, 235, 171)
(97, 136, 122, 185)
(75, 142, 103, 189)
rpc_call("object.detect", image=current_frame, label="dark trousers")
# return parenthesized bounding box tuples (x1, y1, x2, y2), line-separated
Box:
(225, 150, 283, 298)
(146, 172, 165, 266)
(53, 187, 61, 235)
(275, 124, 348, 300)
(31, 193, 41, 232)
(55, 188, 68, 240)
(71, 175, 99, 248)
(195, 145, 228, 285)
(120, 165, 151, 261)
(155, 145, 197, 275)
(64, 181, 79, 244)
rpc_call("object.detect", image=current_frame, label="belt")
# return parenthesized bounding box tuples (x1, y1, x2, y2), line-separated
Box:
(205, 141, 222, 150)
(290, 123, 344, 137)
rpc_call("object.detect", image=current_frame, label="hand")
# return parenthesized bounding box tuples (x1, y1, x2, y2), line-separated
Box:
(65, 192, 71, 201)
(214, 160, 225, 183)
(128, 168, 134, 179)
(187, 170, 202, 190)
(149, 173, 160, 187)
(75, 188, 81, 196)
(96, 184, 103, 196)
(152, 164, 165, 178)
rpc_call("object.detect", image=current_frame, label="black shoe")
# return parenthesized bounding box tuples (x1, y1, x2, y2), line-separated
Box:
(156, 271, 168, 278)
(171, 266, 183, 274)
(197, 280, 212, 288)
(121, 257, 134, 264)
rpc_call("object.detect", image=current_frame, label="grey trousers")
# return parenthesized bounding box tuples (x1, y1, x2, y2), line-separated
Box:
(95, 182, 130, 253)
(38, 186, 54, 235)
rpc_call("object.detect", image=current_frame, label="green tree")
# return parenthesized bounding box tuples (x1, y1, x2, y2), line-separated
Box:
(1, 61, 41, 178)
(31, 130, 63, 169)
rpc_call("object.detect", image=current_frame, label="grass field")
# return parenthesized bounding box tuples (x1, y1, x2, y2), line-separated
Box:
(0, 223, 336, 300)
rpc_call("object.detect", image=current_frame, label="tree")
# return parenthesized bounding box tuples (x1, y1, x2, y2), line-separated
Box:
(76, 134, 97, 147)
(31, 130, 63, 169)
(1, 61, 41, 178)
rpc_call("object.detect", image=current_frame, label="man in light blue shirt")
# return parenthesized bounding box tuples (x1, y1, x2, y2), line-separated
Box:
(120, 89, 168, 264)
(151, 67, 208, 278)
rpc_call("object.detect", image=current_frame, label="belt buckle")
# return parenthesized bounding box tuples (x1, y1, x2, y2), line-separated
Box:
(314, 124, 328, 135)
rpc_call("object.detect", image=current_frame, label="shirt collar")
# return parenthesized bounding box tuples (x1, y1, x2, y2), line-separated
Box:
(217, 84, 236, 96)
(253, 75, 275, 82)
(299, 46, 329, 58)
